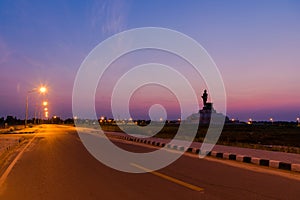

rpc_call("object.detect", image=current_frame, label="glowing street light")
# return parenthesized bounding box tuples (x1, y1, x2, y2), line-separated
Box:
(99, 116, 105, 123)
(297, 117, 299, 126)
(42, 101, 49, 120)
(39, 86, 47, 94)
(270, 117, 273, 125)
(25, 86, 47, 127)
(248, 118, 252, 125)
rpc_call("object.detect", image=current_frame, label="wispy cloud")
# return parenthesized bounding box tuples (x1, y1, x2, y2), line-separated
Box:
(90, 0, 130, 36)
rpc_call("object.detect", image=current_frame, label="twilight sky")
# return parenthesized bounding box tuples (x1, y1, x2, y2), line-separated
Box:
(0, 0, 300, 121)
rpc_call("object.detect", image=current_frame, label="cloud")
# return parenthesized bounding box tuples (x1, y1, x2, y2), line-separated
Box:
(90, 0, 130, 36)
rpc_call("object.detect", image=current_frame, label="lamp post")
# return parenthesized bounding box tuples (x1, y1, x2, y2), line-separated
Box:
(25, 86, 47, 128)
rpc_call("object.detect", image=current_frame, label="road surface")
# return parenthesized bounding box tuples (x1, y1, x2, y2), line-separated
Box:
(1, 124, 300, 200)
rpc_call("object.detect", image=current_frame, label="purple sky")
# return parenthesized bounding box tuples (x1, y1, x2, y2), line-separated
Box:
(0, 0, 300, 121)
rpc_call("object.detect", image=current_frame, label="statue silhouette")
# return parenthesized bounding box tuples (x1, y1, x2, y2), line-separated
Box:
(201, 90, 208, 106)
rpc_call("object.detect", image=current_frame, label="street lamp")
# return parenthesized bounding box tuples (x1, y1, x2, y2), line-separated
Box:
(25, 86, 47, 127)
(297, 117, 299, 126)
(42, 101, 49, 122)
(248, 118, 252, 125)
(270, 117, 273, 125)
(39, 87, 47, 93)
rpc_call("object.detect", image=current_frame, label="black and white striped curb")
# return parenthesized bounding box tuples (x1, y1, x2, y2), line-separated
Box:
(113, 135, 300, 173)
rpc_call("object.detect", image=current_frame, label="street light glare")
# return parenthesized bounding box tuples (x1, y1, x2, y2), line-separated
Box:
(43, 101, 48, 106)
(39, 86, 47, 93)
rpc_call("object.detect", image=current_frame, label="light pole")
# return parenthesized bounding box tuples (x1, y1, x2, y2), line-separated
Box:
(25, 86, 47, 128)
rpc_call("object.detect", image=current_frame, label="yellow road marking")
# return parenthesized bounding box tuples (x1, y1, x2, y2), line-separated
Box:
(130, 163, 204, 192)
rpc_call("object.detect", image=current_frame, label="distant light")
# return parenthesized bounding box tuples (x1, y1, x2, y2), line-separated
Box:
(270, 118, 273, 121)
(44, 108, 48, 111)
(248, 118, 252, 125)
(43, 101, 48, 106)
(159, 117, 163, 122)
(231, 118, 235, 122)
(297, 117, 299, 121)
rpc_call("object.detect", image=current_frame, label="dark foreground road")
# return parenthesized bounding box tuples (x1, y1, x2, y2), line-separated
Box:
(1, 125, 300, 200)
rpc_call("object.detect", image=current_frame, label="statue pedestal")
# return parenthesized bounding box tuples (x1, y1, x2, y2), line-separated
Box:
(185, 101, 228, 124)
(199, 103, 216, 124)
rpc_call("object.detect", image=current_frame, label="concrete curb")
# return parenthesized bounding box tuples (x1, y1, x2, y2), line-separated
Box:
(116, 135, 300, 173)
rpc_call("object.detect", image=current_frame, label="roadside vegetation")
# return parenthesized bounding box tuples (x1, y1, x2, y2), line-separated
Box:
(2, 119, 299, 154)
(97, 123, 300, 154)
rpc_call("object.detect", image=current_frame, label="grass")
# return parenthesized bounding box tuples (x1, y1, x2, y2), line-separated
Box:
(94, 123, 300, 154)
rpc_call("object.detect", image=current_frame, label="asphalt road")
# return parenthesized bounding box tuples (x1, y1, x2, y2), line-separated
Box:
(1, 124, 300, 200)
